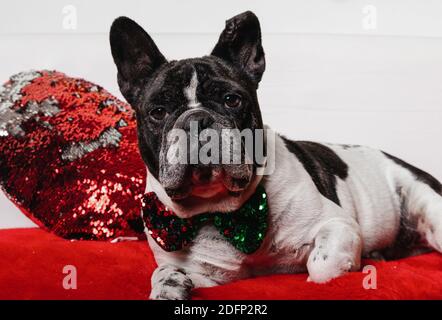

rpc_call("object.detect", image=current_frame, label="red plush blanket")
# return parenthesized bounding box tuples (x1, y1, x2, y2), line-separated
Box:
(1, 228, 442, 300)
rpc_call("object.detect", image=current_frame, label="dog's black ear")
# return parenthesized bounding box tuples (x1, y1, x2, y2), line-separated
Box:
(211, 11, 265, 87)
(110, 17, 166, 104)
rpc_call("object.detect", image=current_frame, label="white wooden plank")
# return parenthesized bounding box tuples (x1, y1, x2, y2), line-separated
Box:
(2, 0, 442, 37)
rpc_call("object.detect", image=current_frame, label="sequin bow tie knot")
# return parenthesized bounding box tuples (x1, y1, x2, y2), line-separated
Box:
(141, 186, 268, 254)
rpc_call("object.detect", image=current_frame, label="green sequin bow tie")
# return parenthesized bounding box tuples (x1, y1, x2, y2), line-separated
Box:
(141, 185, 268, 254)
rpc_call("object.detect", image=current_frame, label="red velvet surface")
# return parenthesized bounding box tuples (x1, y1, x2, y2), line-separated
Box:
(1, 228, 442, 300)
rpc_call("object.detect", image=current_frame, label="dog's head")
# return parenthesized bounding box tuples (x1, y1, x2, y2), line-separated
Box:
(110, 11, 266, 217)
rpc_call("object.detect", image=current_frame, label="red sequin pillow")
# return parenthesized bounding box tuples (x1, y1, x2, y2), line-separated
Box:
(0, 70, 146, 240)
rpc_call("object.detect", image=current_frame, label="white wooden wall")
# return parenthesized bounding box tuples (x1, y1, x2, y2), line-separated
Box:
(1, 0, 442, 228)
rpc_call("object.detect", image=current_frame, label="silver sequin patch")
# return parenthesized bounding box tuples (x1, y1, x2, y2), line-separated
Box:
(0, 71, 62, 137)
(61, 127, 122, 162)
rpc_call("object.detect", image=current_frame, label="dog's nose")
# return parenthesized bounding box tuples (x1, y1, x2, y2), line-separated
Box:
(198, 115, 214, 130)
(178, 109, 215, 131)
(184, 114, 214, 131)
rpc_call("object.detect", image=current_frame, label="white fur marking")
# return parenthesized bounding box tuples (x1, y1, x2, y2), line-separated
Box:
(184, 71, 200, 108)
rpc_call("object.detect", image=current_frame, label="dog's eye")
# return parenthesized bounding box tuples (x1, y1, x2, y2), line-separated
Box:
(224, 94, 242, 108)
(149, 107, 168, 121)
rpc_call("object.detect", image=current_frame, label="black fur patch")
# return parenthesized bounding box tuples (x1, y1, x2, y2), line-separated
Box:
(281, 138, 349, 206)
(378, 186, 422, 260)
(382, 152, 442, 195)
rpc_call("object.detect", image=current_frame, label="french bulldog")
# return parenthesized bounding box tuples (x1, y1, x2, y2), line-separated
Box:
(110, 11, 442, 300)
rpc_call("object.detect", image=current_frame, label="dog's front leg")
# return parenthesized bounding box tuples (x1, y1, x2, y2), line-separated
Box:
(307, 218, 362, 283)
(150, 265, 194, 300)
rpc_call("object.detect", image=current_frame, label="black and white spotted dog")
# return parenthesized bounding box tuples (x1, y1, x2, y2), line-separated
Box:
(110, 11, 442, 299)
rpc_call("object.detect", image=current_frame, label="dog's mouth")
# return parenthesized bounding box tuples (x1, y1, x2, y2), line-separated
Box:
(164, 166, 250, 205)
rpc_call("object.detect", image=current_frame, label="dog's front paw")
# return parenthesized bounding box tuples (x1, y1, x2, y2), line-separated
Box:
(307, 249, 354, 283)
(306, 247, 358, 283)
(150, 265, 194, 300)
(306, 218, 361, 283)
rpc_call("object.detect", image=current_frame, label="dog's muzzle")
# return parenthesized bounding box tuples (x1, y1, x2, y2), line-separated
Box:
(158, 108, 253, 200)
